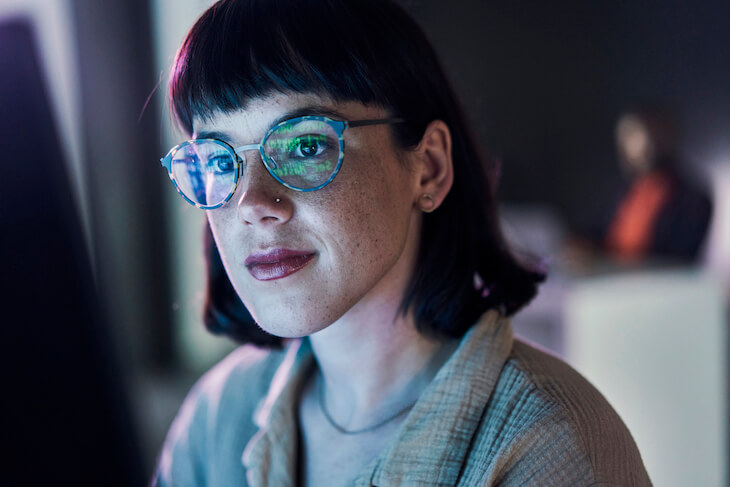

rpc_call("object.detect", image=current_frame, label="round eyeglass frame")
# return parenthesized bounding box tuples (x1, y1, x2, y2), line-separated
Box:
(160, 115, 404, 210)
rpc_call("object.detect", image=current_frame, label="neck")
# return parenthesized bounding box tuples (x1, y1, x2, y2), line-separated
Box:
(308, 293, 457, 431)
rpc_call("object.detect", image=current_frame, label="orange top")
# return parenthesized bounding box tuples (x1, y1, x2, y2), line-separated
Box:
(605, 171, 672, 260)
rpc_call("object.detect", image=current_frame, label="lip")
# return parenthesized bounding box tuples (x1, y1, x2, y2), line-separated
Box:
(245, 248, 317, 281)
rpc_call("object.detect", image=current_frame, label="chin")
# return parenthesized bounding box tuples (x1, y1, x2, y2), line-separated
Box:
(249, 304, 337, 339)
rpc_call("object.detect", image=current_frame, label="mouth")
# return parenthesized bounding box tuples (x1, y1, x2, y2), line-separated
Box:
(245, 248, 317, 281)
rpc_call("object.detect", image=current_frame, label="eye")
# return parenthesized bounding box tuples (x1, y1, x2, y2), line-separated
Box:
(208, 155, 235, 174)
(292, 135, 327, 158)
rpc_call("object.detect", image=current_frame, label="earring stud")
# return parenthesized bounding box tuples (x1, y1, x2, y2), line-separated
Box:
(420, 193, 436, 213)
(274, 197, 281, 203)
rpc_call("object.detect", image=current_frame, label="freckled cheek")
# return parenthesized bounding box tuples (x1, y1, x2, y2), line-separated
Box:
(337, 202, 401, 272)
(305, 151, 406, 265)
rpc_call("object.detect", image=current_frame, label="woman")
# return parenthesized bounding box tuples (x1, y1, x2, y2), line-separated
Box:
(155, 0, 650, 485)
(603, 107, 712, 262)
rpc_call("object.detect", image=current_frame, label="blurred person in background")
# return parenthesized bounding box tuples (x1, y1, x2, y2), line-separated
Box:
(571, 106, 713, 267)
(153, 0, 651, 485)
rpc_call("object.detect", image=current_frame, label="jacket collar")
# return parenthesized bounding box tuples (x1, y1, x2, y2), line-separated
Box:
(242, 338, 313, 487)
(359, 311, 513, 486)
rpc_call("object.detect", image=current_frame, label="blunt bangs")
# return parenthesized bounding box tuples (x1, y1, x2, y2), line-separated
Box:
(170, 0, 435, 135)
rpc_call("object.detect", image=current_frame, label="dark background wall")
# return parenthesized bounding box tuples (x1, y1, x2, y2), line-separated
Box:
(404, 0, 730, 229)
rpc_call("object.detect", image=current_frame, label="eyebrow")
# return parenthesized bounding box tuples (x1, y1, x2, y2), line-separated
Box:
(193, 104, 349, 143)
(272, 105, 348, 125)
(194, 130, 234, 143)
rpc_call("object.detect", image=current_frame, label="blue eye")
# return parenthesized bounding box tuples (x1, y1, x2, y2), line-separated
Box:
(208, 155, 235, 174)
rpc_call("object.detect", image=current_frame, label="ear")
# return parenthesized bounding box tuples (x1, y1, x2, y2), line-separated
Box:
(412, 120, 454, 213)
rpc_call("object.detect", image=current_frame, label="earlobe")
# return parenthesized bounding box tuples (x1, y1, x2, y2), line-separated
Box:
(414, 120, 454, 212)
(418, 193, 436, 213)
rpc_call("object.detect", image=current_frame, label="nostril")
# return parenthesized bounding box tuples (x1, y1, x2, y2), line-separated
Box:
(236, 185, 293, 226)
(241, 210, 284, 226)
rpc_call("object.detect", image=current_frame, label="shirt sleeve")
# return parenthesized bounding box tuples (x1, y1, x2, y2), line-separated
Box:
(151, 380, 211, 487)
(149, 345, 275, 487)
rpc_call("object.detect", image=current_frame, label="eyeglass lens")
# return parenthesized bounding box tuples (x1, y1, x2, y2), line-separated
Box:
(170, 140, 238, 208)
(263, 118, 340, 190)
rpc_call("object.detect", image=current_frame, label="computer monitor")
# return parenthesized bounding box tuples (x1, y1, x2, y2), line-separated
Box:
(0, 17, 145, 486)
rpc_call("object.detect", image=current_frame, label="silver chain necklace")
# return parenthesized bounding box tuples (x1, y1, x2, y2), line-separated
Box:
(317, 380, 416, 435)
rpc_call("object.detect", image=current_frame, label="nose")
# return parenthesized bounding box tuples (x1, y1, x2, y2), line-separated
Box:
(235, 151, 293, 226)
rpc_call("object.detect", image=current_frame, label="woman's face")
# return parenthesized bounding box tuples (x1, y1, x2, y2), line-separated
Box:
(196, 93, 423, 337)
(616, 114, 654, 175)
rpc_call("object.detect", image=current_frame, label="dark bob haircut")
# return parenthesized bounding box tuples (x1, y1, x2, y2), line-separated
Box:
(170, 0, 545, 347)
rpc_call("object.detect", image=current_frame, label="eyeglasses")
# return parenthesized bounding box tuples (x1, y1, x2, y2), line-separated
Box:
(160, 115, 404, 209)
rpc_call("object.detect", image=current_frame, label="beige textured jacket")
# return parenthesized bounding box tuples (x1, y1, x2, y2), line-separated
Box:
(155, 311, 651, 486)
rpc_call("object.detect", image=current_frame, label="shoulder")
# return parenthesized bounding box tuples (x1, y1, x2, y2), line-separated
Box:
(470, 339, 651, 486)
(192, 344, 285, 416)
(154, 345, 287, 486)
